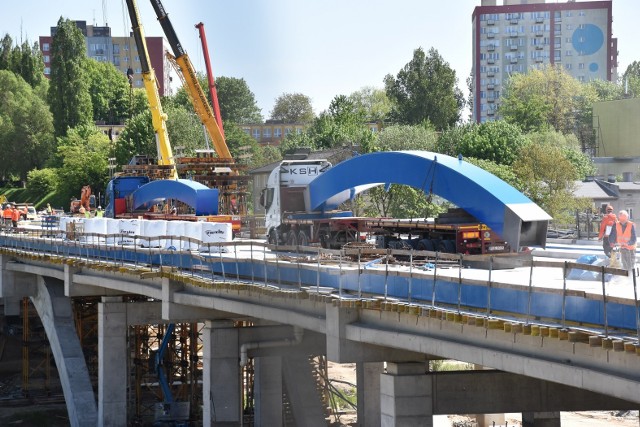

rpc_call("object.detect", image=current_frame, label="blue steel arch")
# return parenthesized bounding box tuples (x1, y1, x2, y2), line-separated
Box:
(131, 179, 219, 216)
(307, 151, 550, 248)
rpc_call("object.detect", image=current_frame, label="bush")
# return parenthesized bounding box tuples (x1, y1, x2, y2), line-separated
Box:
(27, 168, 59, 194)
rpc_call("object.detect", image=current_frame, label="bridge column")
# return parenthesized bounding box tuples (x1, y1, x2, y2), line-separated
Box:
(98, 297, 127, 427)
(203, 320, 241, 426)
(381, 361, 431, 427)
(357, 361, 382, 426)
(254, 355, 283, 426)
(522, 411, 561, 427)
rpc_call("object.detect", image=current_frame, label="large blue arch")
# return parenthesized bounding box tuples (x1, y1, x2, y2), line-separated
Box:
(307, 151, 551, 248)
(131, 179, 219, 215)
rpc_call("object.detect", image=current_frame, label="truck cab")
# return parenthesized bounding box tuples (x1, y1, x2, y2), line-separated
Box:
(261, 159, 331, 244)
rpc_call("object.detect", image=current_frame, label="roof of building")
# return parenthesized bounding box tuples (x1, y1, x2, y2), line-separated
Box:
(573, 180, 616, 200)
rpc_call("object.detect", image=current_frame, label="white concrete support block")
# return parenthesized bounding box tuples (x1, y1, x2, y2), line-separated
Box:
(357, 362, 383, 427)
(380, 362, 432, 427)
(254, 356, 283, 426)
(202, 320, 241, 425)
(98, 297, 128, 427)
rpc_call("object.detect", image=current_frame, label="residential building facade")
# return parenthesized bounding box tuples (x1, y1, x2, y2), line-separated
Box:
(39, 21, 170, 97)
(472, 0, 617, 123)
(242, 121, 382, 146)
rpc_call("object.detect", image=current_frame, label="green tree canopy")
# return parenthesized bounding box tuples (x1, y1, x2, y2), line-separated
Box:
(0, 70, 54, 180)
(279, 95, 375, 154)
(55, 125, 111, 203)
(215, 76, 262, 124)
(435, 121, 527, 165)
(48, 17, 93, 137)
(0, 35, 44, 88)
(499, 65, 588, 134)
(85, 59, 130, 124)
(269, 92, 314, 123)
(384, 47, 463, 129)
(348, 86, 391, 123)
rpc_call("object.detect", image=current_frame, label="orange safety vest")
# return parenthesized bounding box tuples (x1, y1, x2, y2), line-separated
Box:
(11, 208, 20, 222)
(3, 208, 12, 219)
(615, 221, 637, 250)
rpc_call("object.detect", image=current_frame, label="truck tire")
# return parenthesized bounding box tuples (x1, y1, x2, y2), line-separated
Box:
(416, 239, 434, 252)
(286, 231, 298, 247)
(298, 231, 309, 247)
(439, 239, 456, 253)
(268, 229, 278, 245)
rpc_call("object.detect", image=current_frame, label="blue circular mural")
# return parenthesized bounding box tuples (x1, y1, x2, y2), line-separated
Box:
(589, 63, 598, 72)
(571, 24, 604, 55)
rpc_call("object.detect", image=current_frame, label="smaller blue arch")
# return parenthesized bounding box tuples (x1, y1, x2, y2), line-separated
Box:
(131, 179, 219, 215)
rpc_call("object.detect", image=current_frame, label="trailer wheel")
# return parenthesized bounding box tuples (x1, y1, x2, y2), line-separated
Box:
(268, 229, 278, 245)
(286, 231, 298, 247)
(298, 231, 309, 247)
(416, 239, 434, 252)
(439, 239, 456, 253)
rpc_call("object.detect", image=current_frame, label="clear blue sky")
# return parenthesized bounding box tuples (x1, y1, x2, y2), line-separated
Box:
(2, 0, 639, 119)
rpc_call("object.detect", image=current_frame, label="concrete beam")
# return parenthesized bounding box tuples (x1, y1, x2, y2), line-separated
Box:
(98, 297, 127, 427)
(326, 305, 426, 363)
(431, 370, 637, 414)
(282, 355, 326, 427)
(357, 362, 382, 427)
(0, 270, 37, 298)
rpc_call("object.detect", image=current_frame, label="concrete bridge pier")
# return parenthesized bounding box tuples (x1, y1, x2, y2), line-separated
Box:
(357, 361, 382, 426)
(98, 297, 128, 427)
(203, 320, 242, 426)
(380, 361, 431, 427)
(522, 411, 561, 427)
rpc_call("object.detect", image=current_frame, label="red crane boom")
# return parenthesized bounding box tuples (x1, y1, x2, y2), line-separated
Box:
(195, 22, 224, 139)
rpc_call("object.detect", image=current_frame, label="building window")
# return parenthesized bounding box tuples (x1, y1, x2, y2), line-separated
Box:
(135, 55, 140, 62)
(566, 24, 573, 31)
(242, 127, 250, 135)
(565, 11, 572, 17)
(43, 55, 50, 63)
(124, 44, 129, 51)
(135, 68, 142, 74)
(113, 57, 120, 66)
(296, 128, 302, 135)
(263, 128, 271, 138)
(123, 56, 129, 63)
(566, 50, 573, 57)
(113, 44, 120, 54)
(565, 63, 572, 70)
(252, 129, 260, 139)
(44, 67, 50, 74)
(579, 10, 586, 17)
(42, 43, 49, 51)
(554, 23, 561, 33)
(274, 128, 282, 138)
(285, 127, 292, 136)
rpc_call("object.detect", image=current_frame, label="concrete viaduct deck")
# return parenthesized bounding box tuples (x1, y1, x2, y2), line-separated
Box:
(0, 232, 639, 426)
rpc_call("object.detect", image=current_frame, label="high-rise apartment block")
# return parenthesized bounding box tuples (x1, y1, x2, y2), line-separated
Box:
(39, 21, 170, 98)
(472, 0, 616, 123)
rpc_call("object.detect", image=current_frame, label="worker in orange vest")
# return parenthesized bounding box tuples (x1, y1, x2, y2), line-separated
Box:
(10, 205, 20, 229)
(3, 204, 13, 228)
(598, 205, 617, 257)
(609, 210, 637, 271)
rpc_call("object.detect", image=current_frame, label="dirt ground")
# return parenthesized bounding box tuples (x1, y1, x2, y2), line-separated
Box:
(327, 362, 640, 427)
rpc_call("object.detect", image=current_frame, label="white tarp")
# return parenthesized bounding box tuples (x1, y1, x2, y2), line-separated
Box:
(140, 219, 167, 248)
(183, 221, 203, 251)
(116, 219, 141, 246)
(199, 222, 232, 252)
(83, 218, 108, 244)
(164, 221, 187, 250)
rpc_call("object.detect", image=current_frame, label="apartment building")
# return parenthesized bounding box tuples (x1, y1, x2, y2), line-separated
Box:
(39, 21, 170, 97)
(472, 0, 617, 123)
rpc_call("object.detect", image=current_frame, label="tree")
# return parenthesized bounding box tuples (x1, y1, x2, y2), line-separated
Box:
(48, 17, 92, 137)
(499, 65, 587, 134)
(55, 125, 111, 203)
(348, 86, 391, 123)
(85, 59, 130, 124)
(0, 70, 54, 180)
(435, 121, 527, 165)
(527, 131, 596, 180)
(384, 47, 463, 129)
(269, 93, 314, 123)
(369, 124, 437, 153)
(215, 76, 262, 124)
(0, 35, 45, 88)
(279, 95, 375, 154)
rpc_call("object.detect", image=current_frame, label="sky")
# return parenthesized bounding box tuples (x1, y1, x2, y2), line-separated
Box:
(2, 0, 639, 119)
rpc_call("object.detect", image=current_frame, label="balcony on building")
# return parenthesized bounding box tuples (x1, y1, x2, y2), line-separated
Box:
(509, 32, 518, 38)
(487, 84, 495, 90)
(488, 44, 495, 51)
(535, 31, 544, 37)
(487, 33, 495, 39)
(510, 45, 518, 51)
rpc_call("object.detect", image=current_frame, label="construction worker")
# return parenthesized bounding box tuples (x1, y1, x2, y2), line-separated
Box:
(609, 210, 637, 271)
(3, 204, 13, 228)
(46, 203, 52, 215)
(598, 205, 617, 257)
(10, 205, 20, 229)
